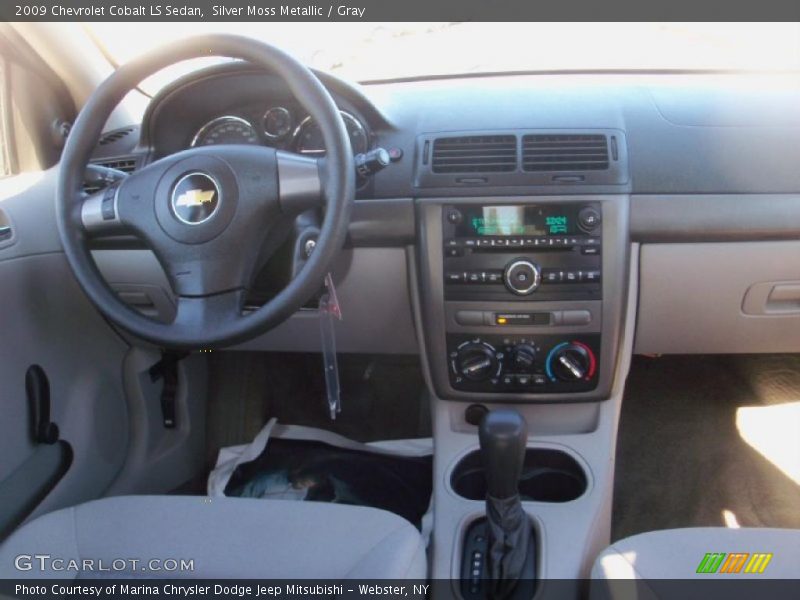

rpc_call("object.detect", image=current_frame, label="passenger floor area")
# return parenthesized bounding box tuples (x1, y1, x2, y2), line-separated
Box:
(205, 352, 430, 468)
(614, 355, 800, 541)
(220, 434, 432, 529)
(191, 353, 433, 527)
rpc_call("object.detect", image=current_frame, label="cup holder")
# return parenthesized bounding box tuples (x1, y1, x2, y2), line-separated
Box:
(450, 448, 587, 502)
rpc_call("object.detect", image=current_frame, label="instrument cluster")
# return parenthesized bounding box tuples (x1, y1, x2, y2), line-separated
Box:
(190, 105, 369, 156)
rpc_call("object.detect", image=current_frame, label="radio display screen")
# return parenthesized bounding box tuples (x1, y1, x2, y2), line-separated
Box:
(457, 205, 576, 237)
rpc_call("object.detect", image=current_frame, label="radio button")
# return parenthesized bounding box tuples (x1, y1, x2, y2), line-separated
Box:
(455, 310, 486, 326)
(562, 310, 592, 326)
(486, 271, 503, 284)
(583, 270, 601, 282)
(543, 270, 563, 283)
(464, 238, 478, 247)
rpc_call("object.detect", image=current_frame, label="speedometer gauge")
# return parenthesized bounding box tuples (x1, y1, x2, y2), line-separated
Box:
(191, 116, 259, 147)
(293, 111, 368, 156)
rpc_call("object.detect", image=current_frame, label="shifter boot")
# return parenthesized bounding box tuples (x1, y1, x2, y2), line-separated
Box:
(486, 493, 532, 599)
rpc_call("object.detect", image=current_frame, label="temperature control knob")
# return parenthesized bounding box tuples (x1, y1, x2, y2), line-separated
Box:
(510, 344, 537, 372)
(504, 259, 541, 295)
(456, 342, 499, 382)
(547, 342, 596, 382)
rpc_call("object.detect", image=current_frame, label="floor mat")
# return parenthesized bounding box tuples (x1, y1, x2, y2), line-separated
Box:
(224, 437, 433, 529)
(613, 355, 800, 541)
(205, 352, 430, 468)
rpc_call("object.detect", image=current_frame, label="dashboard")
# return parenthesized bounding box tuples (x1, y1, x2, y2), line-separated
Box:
(81, 64, 800, 402)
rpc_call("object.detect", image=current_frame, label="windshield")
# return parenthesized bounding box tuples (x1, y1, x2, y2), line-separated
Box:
(86, 22, 800, 94)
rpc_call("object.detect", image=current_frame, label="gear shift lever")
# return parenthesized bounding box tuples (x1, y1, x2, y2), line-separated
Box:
(479, 409, 534, 599)
(480, 409, 527, 499)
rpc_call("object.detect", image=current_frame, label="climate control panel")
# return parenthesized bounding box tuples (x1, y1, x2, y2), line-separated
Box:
(447, 333, 600, 394)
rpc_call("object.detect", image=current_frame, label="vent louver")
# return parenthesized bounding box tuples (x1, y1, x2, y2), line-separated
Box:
(522, 134, 609, 172)
(98, 128, 134, 146)
(95, 158, 137, 173)
(83, 158, 138, 194)
(432, 135, 517, 174)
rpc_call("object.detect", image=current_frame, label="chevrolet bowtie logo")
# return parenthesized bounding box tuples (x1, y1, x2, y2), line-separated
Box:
(174, 189, 216, 208)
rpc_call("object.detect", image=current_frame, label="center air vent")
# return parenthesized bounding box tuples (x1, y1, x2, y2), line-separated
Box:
(432, 135, 517, 174)
(522, 134, 609, 172)
(416, 129, 627, 188)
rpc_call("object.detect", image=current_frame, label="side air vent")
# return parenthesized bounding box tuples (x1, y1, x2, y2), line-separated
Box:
(96, 158, 137, 173)
(98, 127, 134, 146)
(432, 135, 517, 173)
(83, 157, 138, 194)
(522, 134, 609, 172)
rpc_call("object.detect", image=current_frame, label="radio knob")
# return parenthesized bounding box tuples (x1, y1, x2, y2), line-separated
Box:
(504, 259, 541, 295)
(510, 344, 537, 372)
(578, 206, 601, 232)
(456, 342, 498, 382)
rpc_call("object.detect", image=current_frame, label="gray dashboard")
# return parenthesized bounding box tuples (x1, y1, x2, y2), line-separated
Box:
(3, 66, 799, 379)
(99, 66, 800, 197)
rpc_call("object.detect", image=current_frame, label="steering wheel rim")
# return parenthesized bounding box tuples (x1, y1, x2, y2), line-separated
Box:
(57, 34, 355, 349)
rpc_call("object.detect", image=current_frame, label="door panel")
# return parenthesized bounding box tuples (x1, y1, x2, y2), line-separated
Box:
(0, 169, 130, 528)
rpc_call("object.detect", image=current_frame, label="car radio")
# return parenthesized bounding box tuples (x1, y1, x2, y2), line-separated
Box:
(442, 203, 602, 302)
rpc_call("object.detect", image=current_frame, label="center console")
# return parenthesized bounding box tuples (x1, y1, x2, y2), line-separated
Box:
(416, 195, 629, 403)
(412, 134, 633, 593)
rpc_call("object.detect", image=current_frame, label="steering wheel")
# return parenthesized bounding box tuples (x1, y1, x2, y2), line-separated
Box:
(57, 35, 355, 348)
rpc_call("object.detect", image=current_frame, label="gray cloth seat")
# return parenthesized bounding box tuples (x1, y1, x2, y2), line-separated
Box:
(591, 527, 800, 598)
(0, 495, 427, 579)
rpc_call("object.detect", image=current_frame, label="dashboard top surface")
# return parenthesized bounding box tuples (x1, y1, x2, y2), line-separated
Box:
(96, 65, 800, 197)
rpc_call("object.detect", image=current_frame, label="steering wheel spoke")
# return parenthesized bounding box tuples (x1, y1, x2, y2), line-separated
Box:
(173, 290, 247, 336)
(80, 186, 125, 234)
(276, 150, 324, 214)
